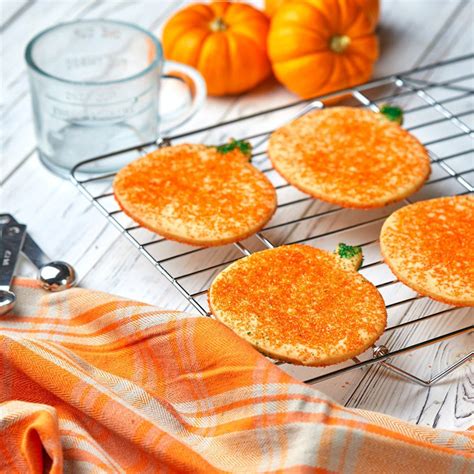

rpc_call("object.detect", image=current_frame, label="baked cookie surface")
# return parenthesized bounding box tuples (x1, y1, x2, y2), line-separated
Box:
(208, 244, 387, 366)
(113, 143, 277, 246)
(380, 195, 474, 306)
(268, 107, 430, 208)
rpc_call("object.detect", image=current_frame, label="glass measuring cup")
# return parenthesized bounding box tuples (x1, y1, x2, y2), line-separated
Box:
(25, 19, 206, 177)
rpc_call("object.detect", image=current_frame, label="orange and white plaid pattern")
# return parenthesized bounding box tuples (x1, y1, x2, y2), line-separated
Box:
(1, 278, 472, 473)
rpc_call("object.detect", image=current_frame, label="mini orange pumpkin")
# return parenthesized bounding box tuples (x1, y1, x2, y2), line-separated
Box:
(163, 2, 271, 96)
(265, 0, 380, 30)
(267, 0, 379, 99)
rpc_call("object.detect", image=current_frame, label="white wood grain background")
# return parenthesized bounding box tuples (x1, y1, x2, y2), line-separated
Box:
(1, 0, 473, 431)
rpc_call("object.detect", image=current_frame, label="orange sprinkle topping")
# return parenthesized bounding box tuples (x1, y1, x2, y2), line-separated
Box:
(209, 245, 387, 366)
(113, 144, 276, 246)
(268, 107, 431, 208)
(380, 195, 474, 306)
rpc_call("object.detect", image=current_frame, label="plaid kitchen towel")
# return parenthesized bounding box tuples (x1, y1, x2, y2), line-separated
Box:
(1, 278, 472, 473)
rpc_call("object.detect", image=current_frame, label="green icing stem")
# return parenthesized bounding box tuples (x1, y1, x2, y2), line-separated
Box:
(337, 243, 362, 259)
(215, 139, 252, 158)
(380, 104, 404, 125)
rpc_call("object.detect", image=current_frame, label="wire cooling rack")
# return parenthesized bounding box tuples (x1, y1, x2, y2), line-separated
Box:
(71, 54, 473, 386)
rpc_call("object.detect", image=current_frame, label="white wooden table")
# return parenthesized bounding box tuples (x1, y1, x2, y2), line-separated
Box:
(1, 0, 473, 431)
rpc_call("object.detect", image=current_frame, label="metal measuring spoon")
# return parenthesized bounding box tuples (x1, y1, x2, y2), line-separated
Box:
(0, 214, 76, 292)
(0, 223, 26, 315)
(22, 232, 76, 291)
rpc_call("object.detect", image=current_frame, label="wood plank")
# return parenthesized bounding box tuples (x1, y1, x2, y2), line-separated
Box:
(0, 1, 31, 32)
(2, 0, 94, 181)
(345, 310, 473, 430)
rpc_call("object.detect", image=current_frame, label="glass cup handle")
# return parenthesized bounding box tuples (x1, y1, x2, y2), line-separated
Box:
(159, 60, 207, 134)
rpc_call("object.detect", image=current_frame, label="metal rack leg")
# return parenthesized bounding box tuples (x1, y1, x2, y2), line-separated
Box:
(373, 345, 473, 387)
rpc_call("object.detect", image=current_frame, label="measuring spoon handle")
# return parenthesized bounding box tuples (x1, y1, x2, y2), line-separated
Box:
(0, 214, 52, 268)
(0, 224, 27, 291)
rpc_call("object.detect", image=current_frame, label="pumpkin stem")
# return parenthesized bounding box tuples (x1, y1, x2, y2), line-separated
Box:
(210, 17, 227, 32)
(330, 35, 351, 53)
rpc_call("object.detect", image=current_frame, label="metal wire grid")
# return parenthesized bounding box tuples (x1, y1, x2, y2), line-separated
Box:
(71, 54, 473, 386)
